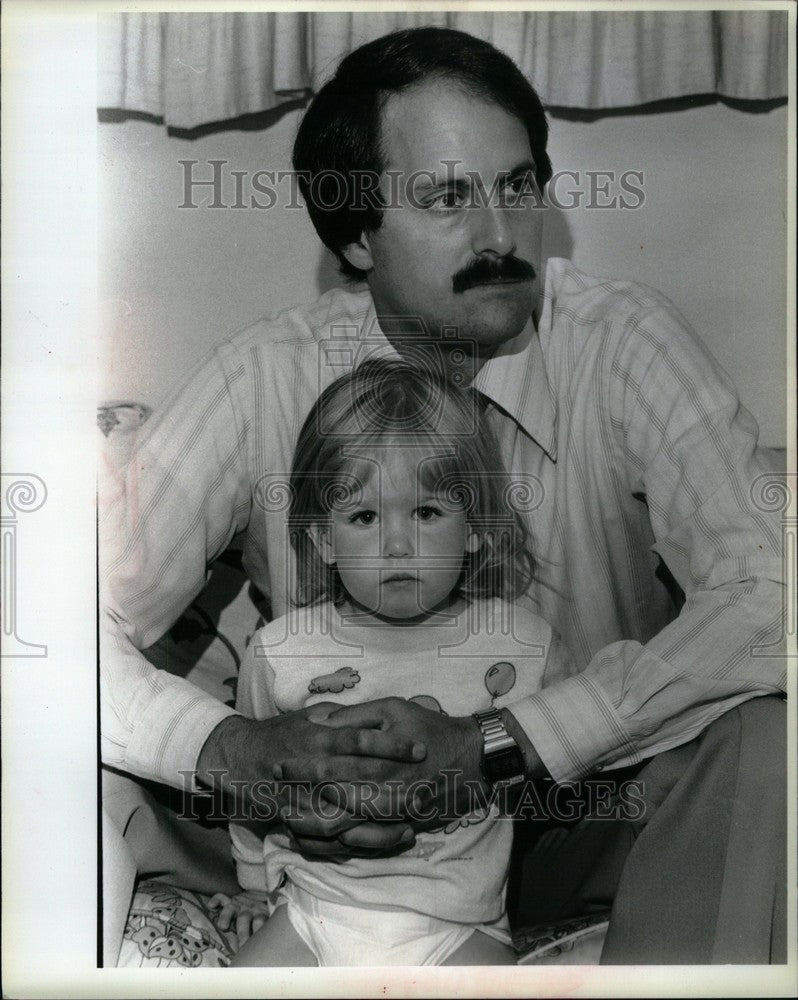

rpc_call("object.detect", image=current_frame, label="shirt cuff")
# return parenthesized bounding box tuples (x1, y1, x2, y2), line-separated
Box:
(507, 673, 640, 783)
(124, 685, 239, 789)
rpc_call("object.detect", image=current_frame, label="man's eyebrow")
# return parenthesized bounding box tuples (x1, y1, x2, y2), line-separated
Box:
(413, 174, 469, 194)
(506, 160, 537, 180)
(414, 160, 538, 191)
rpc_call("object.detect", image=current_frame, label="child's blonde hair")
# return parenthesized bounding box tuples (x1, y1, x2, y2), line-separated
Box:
(288, 358, 535, 608)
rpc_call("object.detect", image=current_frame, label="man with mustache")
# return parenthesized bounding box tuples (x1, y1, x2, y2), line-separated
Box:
(452, 255, 537, 294)
(102, 26, 786, 963)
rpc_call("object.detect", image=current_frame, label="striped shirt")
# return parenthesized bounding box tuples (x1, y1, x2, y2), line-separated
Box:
(100, 257, 786, 786)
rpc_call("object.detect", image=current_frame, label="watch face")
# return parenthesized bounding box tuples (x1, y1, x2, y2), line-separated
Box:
(485, 746, 525, 784)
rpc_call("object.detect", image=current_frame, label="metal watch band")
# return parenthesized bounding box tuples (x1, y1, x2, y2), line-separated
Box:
(473, 706, 517, 753)
(473, 707, 525, 789)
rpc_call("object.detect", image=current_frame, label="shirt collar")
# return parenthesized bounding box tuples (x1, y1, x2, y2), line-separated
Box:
(474, 317, 557, 460)
(356, 280, 557, 460)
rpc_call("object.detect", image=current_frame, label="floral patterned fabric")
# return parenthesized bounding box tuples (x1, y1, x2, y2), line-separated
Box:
(119, 880, 237, 968)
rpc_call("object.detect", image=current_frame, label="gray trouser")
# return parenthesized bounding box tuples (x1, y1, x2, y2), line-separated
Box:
(507, 695, 787, 963)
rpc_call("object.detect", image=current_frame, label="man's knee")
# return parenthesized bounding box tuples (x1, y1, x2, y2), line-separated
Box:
(700, 695, 786, 782)
(714, 693, 786, 733)
(630, 694, 787, 834)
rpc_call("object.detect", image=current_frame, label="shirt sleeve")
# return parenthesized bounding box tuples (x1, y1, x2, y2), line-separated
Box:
(100, 344, 253, 786)
(509, 302, 787, 782)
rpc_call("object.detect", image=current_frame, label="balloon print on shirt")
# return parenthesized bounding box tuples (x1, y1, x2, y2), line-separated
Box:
(484, 661, 516, 703)
(308, 666, 360, 695)
(408, 694, 447, 715)
(442, 661, 517, 833)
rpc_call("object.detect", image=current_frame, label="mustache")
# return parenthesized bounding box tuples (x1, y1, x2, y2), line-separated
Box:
(452, 255, 536, 294)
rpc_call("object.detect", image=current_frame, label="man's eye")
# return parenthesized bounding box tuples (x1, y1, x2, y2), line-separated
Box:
(505, 171, 539, 203)
(414, 505, 442, 521)
(349, 510, 377, 525)
(428, 191, 464, 213)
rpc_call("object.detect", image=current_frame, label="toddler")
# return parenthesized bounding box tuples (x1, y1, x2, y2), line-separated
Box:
(218, 358, 574, 966)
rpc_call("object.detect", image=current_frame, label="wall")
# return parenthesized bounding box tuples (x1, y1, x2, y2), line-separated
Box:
(99, 100, 788, 445)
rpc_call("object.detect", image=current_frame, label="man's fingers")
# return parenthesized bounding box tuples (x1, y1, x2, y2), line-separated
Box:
(337, 821, 415, 853)
(318, 703, 391, 729)
(287, 832, 351, 860)
(324, 724, 426, 762)
(278, 751, 417, 789)
(318, 778, 418, 820)
(277, 759, 420, 819)
(278, 752, 387, 785)
(303, 701, 340, 723)
(290, 827, 414, 860)
(306, 698, 427, 758)
(280, 784, 365, 838)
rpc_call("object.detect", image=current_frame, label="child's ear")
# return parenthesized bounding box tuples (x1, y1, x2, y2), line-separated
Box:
(307, 524, 335, 565)
(465, 530, 482, 554)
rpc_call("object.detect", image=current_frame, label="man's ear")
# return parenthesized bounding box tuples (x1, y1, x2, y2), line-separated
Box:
(465, 530, 482, 554)
(307, 524, 335, 565)
(340, 232, 375, 274)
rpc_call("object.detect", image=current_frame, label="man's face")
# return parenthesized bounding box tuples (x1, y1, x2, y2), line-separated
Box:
(345, 80, 544, 357)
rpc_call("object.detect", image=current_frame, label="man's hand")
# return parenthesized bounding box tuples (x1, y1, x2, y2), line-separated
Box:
(195, 699, 544, 861)
(196, 705, 426, 792)
(277, 698, 485, 834)
(195, 706, 427, 856)
(276, 700, 550, 856)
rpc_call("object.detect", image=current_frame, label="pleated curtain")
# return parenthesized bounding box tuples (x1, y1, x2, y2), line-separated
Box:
(98, 10, 788, 129)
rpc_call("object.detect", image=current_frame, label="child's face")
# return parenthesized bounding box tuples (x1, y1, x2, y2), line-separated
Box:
(314, 446, 479, 621)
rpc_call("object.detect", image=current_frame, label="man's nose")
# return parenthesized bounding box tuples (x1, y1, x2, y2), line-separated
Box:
(470, 204, 516, 258)
(382, 522, 414, 558)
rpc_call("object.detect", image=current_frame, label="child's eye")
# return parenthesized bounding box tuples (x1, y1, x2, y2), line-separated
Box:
(414, 505, 442, 521)
(349, 510, 377, 525)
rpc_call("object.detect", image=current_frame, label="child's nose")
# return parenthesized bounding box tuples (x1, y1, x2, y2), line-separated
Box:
(382, 524, 414, 558)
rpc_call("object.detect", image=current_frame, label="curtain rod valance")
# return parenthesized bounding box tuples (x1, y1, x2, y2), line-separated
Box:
(98, 10, 788, 130)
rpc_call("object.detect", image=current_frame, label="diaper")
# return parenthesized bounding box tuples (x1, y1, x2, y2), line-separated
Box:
(278, 882, 476, 966)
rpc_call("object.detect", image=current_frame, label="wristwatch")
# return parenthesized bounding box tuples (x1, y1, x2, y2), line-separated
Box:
(472, 707, 526, 790)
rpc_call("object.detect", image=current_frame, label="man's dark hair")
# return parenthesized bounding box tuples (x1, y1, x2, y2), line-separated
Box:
(292, 26, 553, 280)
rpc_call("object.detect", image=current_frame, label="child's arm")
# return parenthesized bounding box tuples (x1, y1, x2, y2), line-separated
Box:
(541, 628, 578, 688)
(236, 634, 280, 720)
(237, 630, 343, 721)
(208, 891, 270, 945)
(499, 603, 577, 695)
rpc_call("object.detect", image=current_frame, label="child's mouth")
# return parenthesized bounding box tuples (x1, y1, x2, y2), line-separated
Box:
(382, 573, 417, 586)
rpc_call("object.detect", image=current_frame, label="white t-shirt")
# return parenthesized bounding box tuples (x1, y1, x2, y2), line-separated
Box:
(231, 597, 574, 925)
